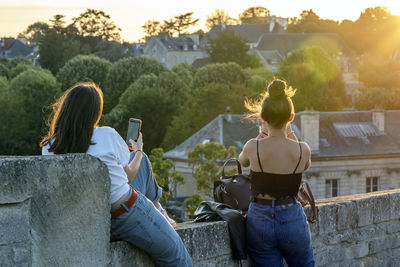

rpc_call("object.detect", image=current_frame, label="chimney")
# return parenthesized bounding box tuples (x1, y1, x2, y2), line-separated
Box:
(224, 106, 232, 122)
(372, 109, 385, 133)
(300, 111, 320, 152)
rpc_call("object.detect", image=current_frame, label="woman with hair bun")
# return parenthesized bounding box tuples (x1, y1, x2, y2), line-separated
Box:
(239, 79, 315, 266)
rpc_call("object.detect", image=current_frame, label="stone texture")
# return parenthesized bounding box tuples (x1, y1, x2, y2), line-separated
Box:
(317, 204, 337, 234)
(0, 155, 111, 267)
(30, 155, 111, 267)
(355, 196, 374, 227)
(389, 192, 400, 220)
(0, 202, 30, 245)
(0, 158, 33, 204)
(337, 201, 357, 231)
(352, 242, 369, 258)
(372, 194, 391, 223)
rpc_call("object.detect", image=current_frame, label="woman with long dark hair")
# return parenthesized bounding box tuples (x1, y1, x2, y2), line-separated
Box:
(41, 82, 192, 266)
(239, 79, 315, 266)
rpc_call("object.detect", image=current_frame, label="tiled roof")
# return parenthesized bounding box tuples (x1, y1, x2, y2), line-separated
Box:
(165, 110, 400, 161)
(2, 39, 32, 58)
(255, 33, 352, 57)
(202, 23, 285, 46)
(156, 36, 197, 51)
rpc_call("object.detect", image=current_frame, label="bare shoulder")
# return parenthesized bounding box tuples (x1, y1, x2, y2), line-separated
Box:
(299, 141, 311, 156)
(243, 138, 257, 152)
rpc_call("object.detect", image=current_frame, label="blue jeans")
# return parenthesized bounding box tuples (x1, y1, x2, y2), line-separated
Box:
(247, 201, 315, 267)
(110, 153, 192, 267)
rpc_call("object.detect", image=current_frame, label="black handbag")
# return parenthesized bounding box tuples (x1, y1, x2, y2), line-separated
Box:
(213, 158, 252, 211)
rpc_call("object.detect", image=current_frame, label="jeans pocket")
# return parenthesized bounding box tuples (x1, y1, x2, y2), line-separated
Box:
(280, 217, 309, 245)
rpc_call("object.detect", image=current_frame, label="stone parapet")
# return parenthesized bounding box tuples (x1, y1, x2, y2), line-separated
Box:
(0, 155, 399, 266)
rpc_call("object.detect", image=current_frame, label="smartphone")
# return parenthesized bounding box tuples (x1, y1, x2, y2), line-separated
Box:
(126, 118, 142, 146)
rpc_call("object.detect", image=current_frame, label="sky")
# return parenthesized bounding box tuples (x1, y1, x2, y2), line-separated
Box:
(1, 0, 400, 42)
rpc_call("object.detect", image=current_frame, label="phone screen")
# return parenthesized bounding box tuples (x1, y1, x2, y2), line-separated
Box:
(126, 119, 142, 146)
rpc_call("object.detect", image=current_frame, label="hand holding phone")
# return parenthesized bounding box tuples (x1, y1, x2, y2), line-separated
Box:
(129, 132, 143, 152)
(126, 118, 142, 148)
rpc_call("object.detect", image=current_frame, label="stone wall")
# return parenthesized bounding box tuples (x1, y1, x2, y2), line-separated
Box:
(1, 155, 399, 266)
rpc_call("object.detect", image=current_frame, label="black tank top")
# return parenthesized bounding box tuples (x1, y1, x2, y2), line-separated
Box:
(250, 140, 303, 199)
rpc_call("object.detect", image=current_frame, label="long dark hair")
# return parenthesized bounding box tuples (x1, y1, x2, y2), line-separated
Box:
(40, 82, 103, 154)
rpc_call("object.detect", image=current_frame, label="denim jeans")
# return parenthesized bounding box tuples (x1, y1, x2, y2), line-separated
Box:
(110, 153, 192, 267)
(247, 201, 315, 267)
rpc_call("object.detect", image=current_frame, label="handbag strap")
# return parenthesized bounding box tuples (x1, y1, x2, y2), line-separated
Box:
(221, 158, 242, 177)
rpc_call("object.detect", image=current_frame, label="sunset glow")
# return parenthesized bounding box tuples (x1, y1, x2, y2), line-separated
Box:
(1, 0, 400, 41)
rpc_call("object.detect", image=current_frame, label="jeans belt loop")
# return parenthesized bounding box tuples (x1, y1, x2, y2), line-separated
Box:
(272, 199, 275, 208)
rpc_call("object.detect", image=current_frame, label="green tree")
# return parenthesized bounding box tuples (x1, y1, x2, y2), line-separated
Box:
(56, 54, 112, 91)
(354, 87, 400, 110)
(7, 57, 32, 69)
(188, 142, 236, 196)
(206, 9, 236, 30)
(0, 63, 9, 78)
(20, 22, 50, 44)
(206, 29, 261, 68)
(142, 20, 162, 39)
(72, 9, 121, 41)
(193, 62, 250, 88)
(277, 47, 348, 111)
(184, 194, 205, 216)
(38, 15, 91, 74)
(171, 63, 196, 89)
(103, 56, 166, 113)
(287, 9, 339, 34)
(149, 148, 184, 200)
(172, 12, 200, 35)
(103, 71, 188, 151)
(9, 63, 35, 79)
(162, 63, 252, 149)
(239, 6, 271, 24)
(4, 69, 61, 155)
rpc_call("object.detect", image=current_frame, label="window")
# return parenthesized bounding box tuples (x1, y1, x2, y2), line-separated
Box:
(366, 177, 379, 192)
(325, 179, 339, 198)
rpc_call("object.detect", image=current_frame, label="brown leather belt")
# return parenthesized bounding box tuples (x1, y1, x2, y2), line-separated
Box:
(111, 188, 137, 219)
(254, 197, 296, 206)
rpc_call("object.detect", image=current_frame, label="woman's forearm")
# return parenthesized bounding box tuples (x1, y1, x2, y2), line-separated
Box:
(124, 151, 143, 182)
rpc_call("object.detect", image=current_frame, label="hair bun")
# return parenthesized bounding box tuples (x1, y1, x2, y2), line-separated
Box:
(268, 79, 287, 99)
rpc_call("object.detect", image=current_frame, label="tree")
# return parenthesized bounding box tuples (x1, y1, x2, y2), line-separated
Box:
(206, 29, 261, 68)
(184, 194, 204, 216)
(95, 41, 134, 62)
(5, 69, 61, 155)
(206, 9, 236, 30)
(20, 22, 50, 44)
(354, 87, 400, 110)
(239, 6, 271, 24)
(188, 142, 236, 196)
(9, 63, 35, 79)
(277, 47, 348, 111)
(103, 71, 188, 151)
(193, 62, 250, 89)
(173, 12, 200, 35)
(142, 20, 162, 38)
(149, 148, 184, 200)
(162, 63, 252, 150)
(161, 19, 176, 37)
(56, 55, 112, 91)
(0, 63, 9, 78)
(72, 9, 121, 41)
(38, 14, 91, 74)
(103, 56, 166, 113)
